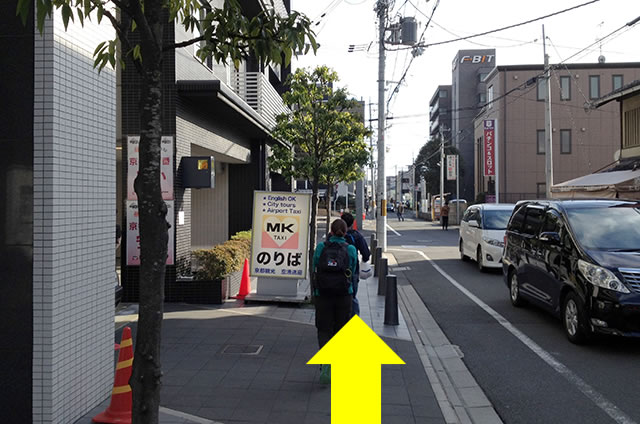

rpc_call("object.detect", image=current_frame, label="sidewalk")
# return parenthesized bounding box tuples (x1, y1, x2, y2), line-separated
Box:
(77, 217, 501, 424)
(76, 274, 444, 424)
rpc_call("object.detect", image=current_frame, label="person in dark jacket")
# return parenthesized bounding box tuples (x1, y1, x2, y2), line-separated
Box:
(341, 212, 371, 316)
(313, 218, 357, 384)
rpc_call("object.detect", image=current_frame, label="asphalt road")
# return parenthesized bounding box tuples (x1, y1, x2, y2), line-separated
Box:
(384, 216, 640, 424)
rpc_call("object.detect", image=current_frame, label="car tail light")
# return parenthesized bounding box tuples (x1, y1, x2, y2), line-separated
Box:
(503, 235, 507, 245)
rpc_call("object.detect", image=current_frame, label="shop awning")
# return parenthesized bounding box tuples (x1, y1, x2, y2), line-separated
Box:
(551, 169, 640, 199)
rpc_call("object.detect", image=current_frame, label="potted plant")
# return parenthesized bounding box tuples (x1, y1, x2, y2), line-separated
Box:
(166, 231, 251, 304)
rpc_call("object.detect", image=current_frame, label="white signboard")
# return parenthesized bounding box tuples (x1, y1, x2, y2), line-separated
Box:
(126, 200, 175, 266)
(127, 136, 174, 200)
(447, 155, 457, 180)
(250, 191, 311, 279)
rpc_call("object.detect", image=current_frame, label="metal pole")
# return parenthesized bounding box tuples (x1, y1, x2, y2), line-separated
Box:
(440, 137, 445, 214)
(495, 120, 500, 204)
(376, 0, 387, 251)
(543, 25, 553, 198)
(456, 155, 460, 224)
(384, 274, 399, 325)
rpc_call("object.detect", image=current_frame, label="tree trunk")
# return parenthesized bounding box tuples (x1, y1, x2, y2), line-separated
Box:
(131, 4, 166, 423)
(325, 184, 333, 239)
(309, 179, 319, 290)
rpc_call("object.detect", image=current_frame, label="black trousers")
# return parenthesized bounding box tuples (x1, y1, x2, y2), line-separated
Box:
(315, 295, 352, 349)
(442, 216, 449, 229)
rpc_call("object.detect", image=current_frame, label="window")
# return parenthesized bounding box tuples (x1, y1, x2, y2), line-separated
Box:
(439, 89, 448, 98)
(537, 130, 545, 154)
(560, 76, 571, 100)
(537, 78, 547, 101)
(589, 75, 600, 99)
(487, 85, 494, 108)
(478, 93, 486, 104)
(536, 183, 547, 199)
(613, 74, 624, 91)
(560, 129, 571, 154)
(541, 210, 562, 234)
(509, 205, 527, 232)
(478, 72, 488, 82)
(523, 207, 545, 235)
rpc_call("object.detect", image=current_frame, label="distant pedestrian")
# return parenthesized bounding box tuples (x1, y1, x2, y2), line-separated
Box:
(396, 202, 405, 221)
(441, 201, 450, 230)
(341, 212, 371, 317)
(313, 218, 357, 384)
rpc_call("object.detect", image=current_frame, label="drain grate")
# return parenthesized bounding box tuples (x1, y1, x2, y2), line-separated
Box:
(222, 344, 263, 355)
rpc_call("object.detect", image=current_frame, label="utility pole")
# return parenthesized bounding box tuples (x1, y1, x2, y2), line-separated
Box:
(368, 101, 376, 219)
(376, 0, 387, 250)
(543, 25, 553, 198)
(440, 131, 445, 211)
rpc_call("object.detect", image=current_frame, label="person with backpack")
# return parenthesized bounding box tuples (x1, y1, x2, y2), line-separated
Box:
(341, 212, 371, 316)
(312, 218, 358, 384)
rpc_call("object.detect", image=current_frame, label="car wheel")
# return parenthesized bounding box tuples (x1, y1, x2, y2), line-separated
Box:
(562, 292, 590, 344)
(509, 270, 524, 307)
(477, 247, 485, 272)
(460, 240, 468, 261)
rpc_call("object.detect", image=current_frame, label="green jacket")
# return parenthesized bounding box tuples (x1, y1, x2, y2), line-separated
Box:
(313, 236, 358, 296)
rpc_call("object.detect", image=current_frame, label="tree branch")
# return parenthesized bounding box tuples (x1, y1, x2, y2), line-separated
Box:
(95, 2, 144, 74)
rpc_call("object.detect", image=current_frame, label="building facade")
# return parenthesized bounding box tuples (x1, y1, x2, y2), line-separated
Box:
(474, 62, 640, 202)
(0, 6, 116, 423)
(451, 49, 496, 201)
(120, 0, 292, 299)
(429, 85, 452, 141)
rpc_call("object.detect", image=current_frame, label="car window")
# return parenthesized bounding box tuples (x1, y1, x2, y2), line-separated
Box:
(566, 205, 640, 250)
(483, 209, 513, 230)
(468, 208, 479, 224)
(509, 204, 527, 232)
(522, 207, 545, 236)
(541, 210, 562, 233)
(462, 209, 471, 222)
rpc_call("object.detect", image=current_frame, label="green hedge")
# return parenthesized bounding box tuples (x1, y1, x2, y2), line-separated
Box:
(193, 230, 252, 281)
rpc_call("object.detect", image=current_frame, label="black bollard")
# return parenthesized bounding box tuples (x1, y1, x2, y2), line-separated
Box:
(370, 238, 377, 264)
(370, 233, 376, 248)
(384, 274, 399, 325)
(373, 247, 382, 277)
(377, 258, 388, 296)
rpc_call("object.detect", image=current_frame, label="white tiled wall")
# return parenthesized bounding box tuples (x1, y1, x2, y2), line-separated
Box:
(33, 9, 116, 424)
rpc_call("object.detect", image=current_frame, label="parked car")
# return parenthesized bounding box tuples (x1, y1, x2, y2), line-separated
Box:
(502, 199, 640, 343)
(459, 203, 515, 271)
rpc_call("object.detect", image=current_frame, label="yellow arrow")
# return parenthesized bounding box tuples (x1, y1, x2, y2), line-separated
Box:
(307, 315, 405, 423)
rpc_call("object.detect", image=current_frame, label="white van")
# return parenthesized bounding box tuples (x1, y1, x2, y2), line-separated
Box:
(459, 203, 515, 271)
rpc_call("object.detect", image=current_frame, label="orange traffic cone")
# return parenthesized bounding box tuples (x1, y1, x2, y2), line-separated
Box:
(235, 258, 251, 300)
(93, 327, 133, 424)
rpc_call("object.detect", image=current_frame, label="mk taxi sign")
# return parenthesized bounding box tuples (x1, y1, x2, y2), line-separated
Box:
(483, 120, 497, 177)
(251, 191, 311, 279)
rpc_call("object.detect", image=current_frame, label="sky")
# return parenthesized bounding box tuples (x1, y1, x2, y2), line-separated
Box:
(291, 0, 640, 176)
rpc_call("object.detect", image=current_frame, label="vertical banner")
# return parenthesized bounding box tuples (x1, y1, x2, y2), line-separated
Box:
(446, 155, 457, 180)
(251, 191, 311, 279)
(483, 120, 496, 177)
(126, 200, 174, 266)
(127, 136, 174, 200)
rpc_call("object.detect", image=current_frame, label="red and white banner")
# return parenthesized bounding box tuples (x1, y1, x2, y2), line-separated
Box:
(127, 136, 174, 200)
(126, 200, 174, 266)
(446, 155, 457, 180)
(483, 120, 496, 177)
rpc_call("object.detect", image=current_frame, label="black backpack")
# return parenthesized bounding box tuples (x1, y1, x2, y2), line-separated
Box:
(316, 241, 352, 296)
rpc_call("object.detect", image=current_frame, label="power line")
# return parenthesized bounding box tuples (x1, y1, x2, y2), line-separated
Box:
(423, 0, 602, 48)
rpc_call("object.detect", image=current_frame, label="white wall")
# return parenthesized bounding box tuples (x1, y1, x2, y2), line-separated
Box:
(32, 9, 116, 424)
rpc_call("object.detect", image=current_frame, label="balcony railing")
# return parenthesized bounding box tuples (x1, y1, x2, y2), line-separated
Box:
(231, 71, 289, 130)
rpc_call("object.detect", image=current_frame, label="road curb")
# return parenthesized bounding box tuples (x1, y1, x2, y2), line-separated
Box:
(389, 253, 504, 424)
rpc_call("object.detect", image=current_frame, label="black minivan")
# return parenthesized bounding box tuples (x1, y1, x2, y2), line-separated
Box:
(502, 199, 640, 343)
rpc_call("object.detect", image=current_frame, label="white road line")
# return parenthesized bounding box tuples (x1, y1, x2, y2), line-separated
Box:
(392, 248, 637, 424)
(386, 224, 401, 236)
(160, 406, 223, 424)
